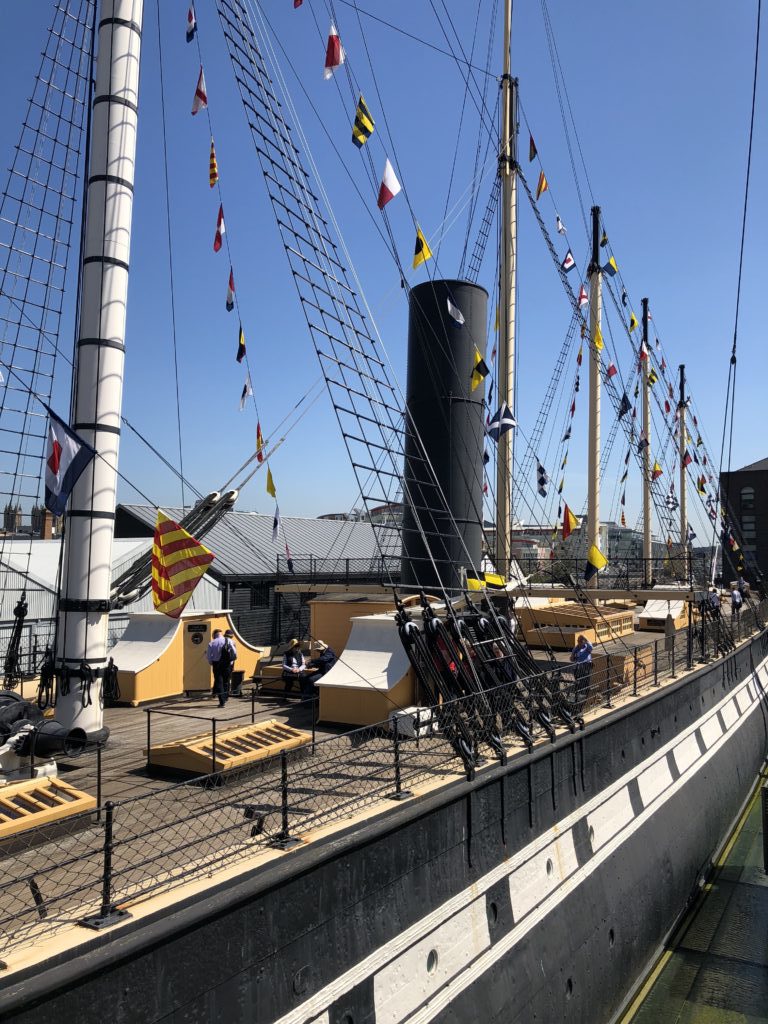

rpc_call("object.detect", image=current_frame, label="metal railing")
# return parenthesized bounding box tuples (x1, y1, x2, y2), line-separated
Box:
(0, 600, 764, 962)
(0, 616, 130, 685)
(275, 554, 400, 584)
(515, 554, 712, 588)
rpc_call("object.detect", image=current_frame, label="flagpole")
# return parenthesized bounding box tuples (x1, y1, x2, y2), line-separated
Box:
(587, 207, 602, 577)
(679, 363, 688, 567)
(55, 0, 144, 743)
(641, 297, 652, 583)
(495, 0, 516, 575)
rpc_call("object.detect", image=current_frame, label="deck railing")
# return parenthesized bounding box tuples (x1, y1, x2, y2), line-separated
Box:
(0, 599, 765, 964)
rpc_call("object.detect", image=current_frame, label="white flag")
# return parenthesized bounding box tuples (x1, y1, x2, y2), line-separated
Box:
(239, 375, 253, 411)
(446, 297, 465, 325)
(556, 215, 566, 234)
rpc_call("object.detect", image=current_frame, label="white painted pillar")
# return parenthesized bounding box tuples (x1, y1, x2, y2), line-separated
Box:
(56, 0, 143, 740)
(641, 298, 652, 581)
(587, 207, 602, 565)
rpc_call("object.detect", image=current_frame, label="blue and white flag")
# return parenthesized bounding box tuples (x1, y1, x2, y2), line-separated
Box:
(686, 524, 697, 546)
(186, 4, 197, 42)
(272, 503, 281, 544)
(561, 249, 575, 273)
(487, 402, 516, 442)
(43, 406, 97, 517)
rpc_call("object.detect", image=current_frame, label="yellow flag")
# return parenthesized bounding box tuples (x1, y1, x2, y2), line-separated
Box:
(585, 544, 608, 582)
(536, 170, 548, 199)
(152, 512, 214, 619)
(470, 347, 490, 392)
(629, 312, 638, 332)
(593, 324, 603, 351)
(266, 466, 276, 498)
(494, 306, 499, 332)
(413, 226, 432, 269)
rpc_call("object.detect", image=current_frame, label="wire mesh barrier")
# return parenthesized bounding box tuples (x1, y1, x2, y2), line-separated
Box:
(274, 554, 401, 584)
(0, 604, 765, 961)
(515, 554, 711, 587)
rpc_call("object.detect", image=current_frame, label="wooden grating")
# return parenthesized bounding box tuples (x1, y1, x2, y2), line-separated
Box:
(146, 719, 312, 774)
(0, 777, 96, 840)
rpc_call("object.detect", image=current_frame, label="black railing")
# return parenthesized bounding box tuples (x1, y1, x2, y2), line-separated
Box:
(514, 553, 712, 588)
(275, 554, 401, 585)
(0, 601, 764, 961)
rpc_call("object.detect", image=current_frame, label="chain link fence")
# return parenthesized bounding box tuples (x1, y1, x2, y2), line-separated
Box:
(0, 601, 765, 962)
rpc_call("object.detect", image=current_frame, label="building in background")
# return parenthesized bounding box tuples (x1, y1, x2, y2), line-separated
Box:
(720, 457, 768, 585)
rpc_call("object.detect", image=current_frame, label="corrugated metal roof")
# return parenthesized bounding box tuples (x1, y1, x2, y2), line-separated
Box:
(117, 504, 401, 579)
(0, 538, 222, 619)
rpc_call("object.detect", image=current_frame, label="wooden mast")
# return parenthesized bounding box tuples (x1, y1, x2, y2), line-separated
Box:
(587, 207, 602, 572)
(641, 297, 651, 582)
(495, 0, 516, 575)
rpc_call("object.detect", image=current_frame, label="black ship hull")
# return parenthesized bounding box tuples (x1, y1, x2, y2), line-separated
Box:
(3, 631, 767, 1024)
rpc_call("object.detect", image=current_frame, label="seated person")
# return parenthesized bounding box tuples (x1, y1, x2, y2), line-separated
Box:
(281, 639, 306, 694)
(309, 640, 337, 679)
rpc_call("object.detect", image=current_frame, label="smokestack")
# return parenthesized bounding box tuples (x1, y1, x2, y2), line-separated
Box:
(400, 279, 488, 592)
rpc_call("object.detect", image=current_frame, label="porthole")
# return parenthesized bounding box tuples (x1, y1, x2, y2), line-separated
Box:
(546, 857, 554, 876)
(341, 1015, 354, 1024)
(565, 978, 574, 998)
(488, 901, 499, 925)
(609, 928, 615, 947)
(620, 748, 626, 760)
(427, 949, 439, 975)
(588, 825, 595, 845)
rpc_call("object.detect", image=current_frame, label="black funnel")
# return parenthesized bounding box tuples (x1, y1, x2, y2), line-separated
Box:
(401, 279, 488, 592)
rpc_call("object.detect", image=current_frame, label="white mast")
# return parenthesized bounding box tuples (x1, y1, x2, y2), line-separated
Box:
(641, 297, 651, 582)
(56, 0, 144, 741)
(495, 0, 516, 575)
(587, 207, 602, 569)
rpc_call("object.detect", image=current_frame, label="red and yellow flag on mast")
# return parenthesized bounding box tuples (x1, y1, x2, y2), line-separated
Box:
(152, 511, 214, 619)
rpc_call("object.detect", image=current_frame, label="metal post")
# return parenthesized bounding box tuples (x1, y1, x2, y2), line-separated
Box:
(251, 686, 256, 724)
(495, 0, 516, 575)
(633, 649, 639, 698)
(603, 661, 612, 709)
(641, 298, 651, 583)
(679, 365, 688, 554)
(686, 603, 693, 670)
(653, 639, 659, 686)
(389, 715, 413, 801)
(271, 750, 301, 850)
(80, 801, 131, 929)
(312, 696, 317, 753)
(56, 0, 144, 744)
(762, 783, 768, 875)
(587, 207, 602, 571)
(96, 743, 102, 821)
(211, 718, 217, 777)
(146, 709, 151, 769)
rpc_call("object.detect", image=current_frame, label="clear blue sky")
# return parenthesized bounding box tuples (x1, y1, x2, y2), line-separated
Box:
(0, 1, 764, 541)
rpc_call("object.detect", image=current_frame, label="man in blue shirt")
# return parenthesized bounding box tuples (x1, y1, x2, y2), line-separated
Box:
(570, 634, 593, 709)
(206, 629, 236, 707)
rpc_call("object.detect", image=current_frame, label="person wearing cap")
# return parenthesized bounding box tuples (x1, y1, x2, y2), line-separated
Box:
(281, 639, 306, 695)
(308, 641, 337, 689)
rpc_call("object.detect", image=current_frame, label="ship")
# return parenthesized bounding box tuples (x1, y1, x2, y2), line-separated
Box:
(0, 2, 765, 1023)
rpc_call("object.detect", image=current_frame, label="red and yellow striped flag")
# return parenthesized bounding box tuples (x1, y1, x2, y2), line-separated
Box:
(209, 137, 219, 188)
(152, 511, 214, 619)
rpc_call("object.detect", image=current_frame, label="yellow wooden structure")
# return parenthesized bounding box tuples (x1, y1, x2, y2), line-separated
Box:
(112, 611, 266, 705)
(517, 602, 634, 649)
(146, 719, 311, 774)
(0, 777, 96, 840)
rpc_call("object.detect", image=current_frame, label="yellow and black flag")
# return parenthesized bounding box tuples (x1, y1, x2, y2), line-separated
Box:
(351, 94, 374, 148)
(470, 347, 490, 392)
(648, 367, 658, 385)
(413, 225, 432, 269)
(209, 138, 219, 188)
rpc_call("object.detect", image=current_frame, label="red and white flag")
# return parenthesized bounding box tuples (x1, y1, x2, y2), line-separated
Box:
(256, 421, 265, 463)
(213, 204, 225, 252)
(226, 268, 235, 311)
(43, 406, 97, 517)
(606, 362, 618, 379)
(191, 66, 207, 115)
(324, 24, 344, 79)
(639, 340, 648, 362)
(186, 4, 197, 42)
(578, 284, 588, 308)
(377, 158, 401, 209)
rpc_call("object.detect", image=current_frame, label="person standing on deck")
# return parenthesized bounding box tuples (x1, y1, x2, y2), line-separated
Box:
(206, 629, 233, 708)
(569, 635, 593, 709)
(730, 587, 743, 623)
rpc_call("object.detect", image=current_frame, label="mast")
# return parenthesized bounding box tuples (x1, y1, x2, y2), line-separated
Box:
(587, 207, 602, 569)
(55, 0, 144, 742)
(678, 363, 688, 556)
(495, 0, 516, 575)
(641, 297, 651, 582)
